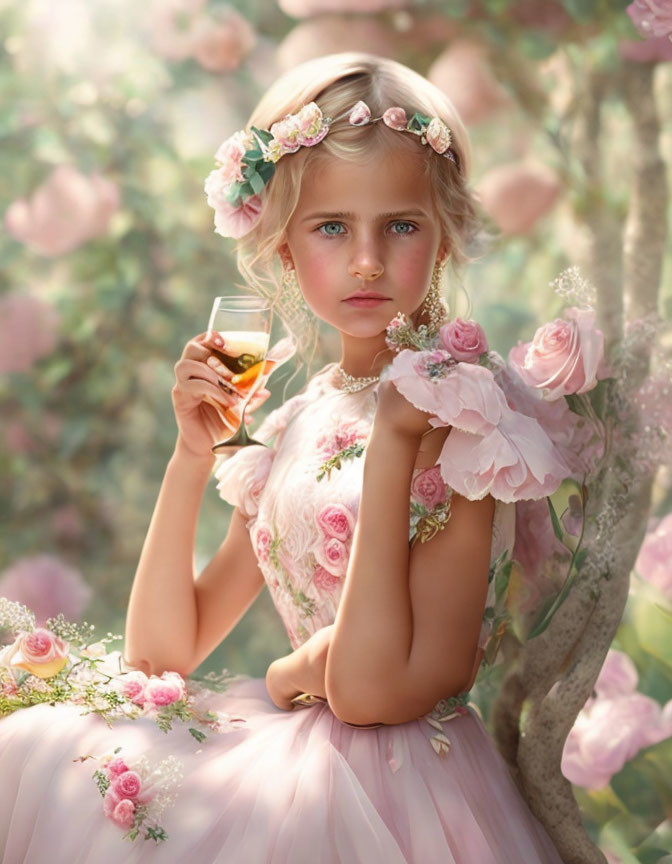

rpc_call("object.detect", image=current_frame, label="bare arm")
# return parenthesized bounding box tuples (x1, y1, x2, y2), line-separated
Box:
(123, 443, 215, 677)
(326, 384, 494, 726)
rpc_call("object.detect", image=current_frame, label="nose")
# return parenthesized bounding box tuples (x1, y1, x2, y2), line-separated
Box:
(347, 233, 384, 282)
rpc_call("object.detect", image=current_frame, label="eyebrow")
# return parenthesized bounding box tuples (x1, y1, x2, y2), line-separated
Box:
(301, 209, 429, 223)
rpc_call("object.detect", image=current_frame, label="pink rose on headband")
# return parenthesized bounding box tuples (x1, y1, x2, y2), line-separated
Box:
(508, 307, 607, 401)
(211, 194, 263, 240)
(426, 117, 452, 154)
(383, 107, 407, 130)
(440, 318, 489, 362)
(294, 103, 329, 146)
(213, 130, 253, 185)
(349, 101, 371, 126)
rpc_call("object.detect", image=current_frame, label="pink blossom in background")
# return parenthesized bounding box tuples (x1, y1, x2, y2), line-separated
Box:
(0, 292, 60, 374)
(278, 0, 411, 18)
(146, 0, 208, 61)
(428, 41, 511, 126)
(475, 160, 561, 235)
(512, 497, 566, 591)
(439, 318, 489, 362)
(189, 6, 256, 72)
(626, 0, 672, 38)
(275, 16, 402, 69)
(619, 34, 672, 61)
(635, 513, 672, 604)
(0, 554, 92, 627)
(508, 307, 606, 401)
(562, 648, 672, 790)
(4, 164, 121, 256)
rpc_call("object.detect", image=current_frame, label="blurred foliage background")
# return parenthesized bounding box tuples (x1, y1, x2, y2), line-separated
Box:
(1, 0, 671, 861)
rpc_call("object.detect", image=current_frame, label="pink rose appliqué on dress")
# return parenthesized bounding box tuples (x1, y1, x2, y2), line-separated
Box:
(316, 420, 369, 459)
(254, 525, 273, 563)
(315, 503, 355, 542)
(411, 466, 448, 510)
(313, 536, 349, 577)
(312, 565, 342, 593)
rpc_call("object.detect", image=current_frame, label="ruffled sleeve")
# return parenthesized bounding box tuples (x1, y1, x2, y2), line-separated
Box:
(381, 348, 573, 503)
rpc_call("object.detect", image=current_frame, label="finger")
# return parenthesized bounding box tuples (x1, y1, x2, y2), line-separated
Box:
(179, 379, 240, 408)
(175, 358, 239, 396)
(181, 331, 229, 363)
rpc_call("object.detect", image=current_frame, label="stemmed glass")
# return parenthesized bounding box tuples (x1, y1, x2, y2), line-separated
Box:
(207, 295, 273, 452)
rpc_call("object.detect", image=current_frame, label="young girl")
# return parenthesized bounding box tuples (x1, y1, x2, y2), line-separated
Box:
(0, 52, 571, 862)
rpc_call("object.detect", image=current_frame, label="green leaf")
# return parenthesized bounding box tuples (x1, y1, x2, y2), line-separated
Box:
(547, 496, 565, 542)
(247, 171, 266, 195)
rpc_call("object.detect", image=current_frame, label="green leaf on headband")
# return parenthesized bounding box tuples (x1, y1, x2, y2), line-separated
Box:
(248, 171, 266, 195)
(251, 126, 274, 145)
(224, 183, 243, 206)
(243, 148, 263, 162)
(258, 161, 275, 182)
(408, 112, 432, 132)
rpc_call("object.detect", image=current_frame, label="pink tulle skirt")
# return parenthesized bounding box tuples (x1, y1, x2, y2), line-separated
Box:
(0, 676, 563, 863)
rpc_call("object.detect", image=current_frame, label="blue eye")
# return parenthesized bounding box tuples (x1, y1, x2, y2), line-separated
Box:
(391, 221, 416, 235)
(316, 220, 418, 238)
(317, 222, 344, 237)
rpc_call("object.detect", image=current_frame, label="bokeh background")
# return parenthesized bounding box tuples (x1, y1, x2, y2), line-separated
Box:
(1, 0, 671, 861)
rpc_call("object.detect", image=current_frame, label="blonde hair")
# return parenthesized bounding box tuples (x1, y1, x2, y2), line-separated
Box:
(231, 52, 484, 389)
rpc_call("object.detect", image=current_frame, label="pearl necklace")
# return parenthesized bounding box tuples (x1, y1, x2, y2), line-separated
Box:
(336, 365, 380, 394)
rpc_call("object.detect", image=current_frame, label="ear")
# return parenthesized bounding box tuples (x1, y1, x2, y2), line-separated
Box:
(277, 241, 295, 271)
(438, 238, 451, 263)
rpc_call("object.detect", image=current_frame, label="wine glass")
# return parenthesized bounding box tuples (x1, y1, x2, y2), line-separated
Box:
(207, 295, 273, 452)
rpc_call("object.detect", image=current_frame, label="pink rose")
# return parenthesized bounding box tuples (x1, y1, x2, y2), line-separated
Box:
(425, 117, 452, 154)
(348, 100, 371, 126)
(105, 757, 130, 778)
(316, 504, 355, 541)
(111, 797, 136, 829)
(627, 0, 672, 38)
(635, 513, 672, 604)
(382, 107, 407, 130)
(112, 770, 142, 800)
(189, 7, 256, 73)
(118, 670, 149, 705)
(5, 627, 69, 679)
(312, 565, 341, 593)
(103, 788, 121, 818)
(143, 672, 186, 708)
(594, 650, 638, 700)
(294, 103, 329, 147)
(314, 537, 349, 577)
(4, 164, 121, 256)
(213, 130, 253, 185)
(411, 466, 447, 510)
(254, 525, 272, 563)
(439, 318, 489, 362)
(508, 307, 606, 400)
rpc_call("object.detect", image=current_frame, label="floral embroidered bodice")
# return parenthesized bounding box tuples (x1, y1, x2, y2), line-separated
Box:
(214, 362, 516, 680)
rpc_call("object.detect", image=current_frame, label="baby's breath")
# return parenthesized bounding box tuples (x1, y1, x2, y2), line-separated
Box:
(549, 266, 596, 307)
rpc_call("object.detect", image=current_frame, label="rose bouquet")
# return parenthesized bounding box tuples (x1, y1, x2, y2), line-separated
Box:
(383, 267, 614, 640)
(0, 597, 247, 738)
(75, 747, 184, 844)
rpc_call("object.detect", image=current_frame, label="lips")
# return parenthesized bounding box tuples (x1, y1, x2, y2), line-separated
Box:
(344, 291, 389, 300)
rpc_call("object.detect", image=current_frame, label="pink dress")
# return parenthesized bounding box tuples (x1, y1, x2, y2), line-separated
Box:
(0, 359, 569, 864)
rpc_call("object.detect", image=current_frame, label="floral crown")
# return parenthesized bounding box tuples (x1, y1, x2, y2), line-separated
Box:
(204, 99, 460, 240)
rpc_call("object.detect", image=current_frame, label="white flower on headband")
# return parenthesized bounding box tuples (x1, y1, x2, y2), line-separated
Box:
(205, 99, 459, 240)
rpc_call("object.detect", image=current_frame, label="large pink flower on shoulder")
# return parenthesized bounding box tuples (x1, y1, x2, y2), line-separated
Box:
(384, 348, 571, 501)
